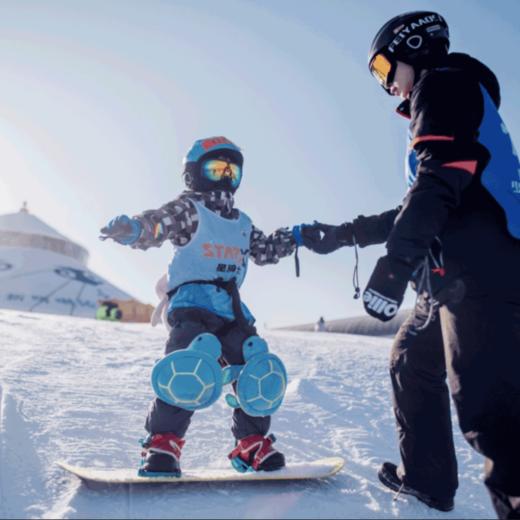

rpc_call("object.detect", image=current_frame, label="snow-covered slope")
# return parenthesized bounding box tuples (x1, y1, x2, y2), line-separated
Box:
(0, 309, 494, 519)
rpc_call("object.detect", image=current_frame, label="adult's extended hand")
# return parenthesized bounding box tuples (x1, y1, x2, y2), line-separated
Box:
(293, 222, 355, 254)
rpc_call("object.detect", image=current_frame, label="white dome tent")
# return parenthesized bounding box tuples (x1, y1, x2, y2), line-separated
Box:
(0, 203, 137, 319)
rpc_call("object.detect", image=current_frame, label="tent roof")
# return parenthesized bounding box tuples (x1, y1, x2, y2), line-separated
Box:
(0, 208, 74, 242)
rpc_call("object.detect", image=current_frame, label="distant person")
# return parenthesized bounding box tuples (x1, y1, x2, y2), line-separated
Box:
(295, 11, 520, 518)
(314, 316, 327, 332)
(101, 137, 299, 477)
(96, 301, 122, 321)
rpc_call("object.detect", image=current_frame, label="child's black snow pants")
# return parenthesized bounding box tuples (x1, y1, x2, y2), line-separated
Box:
(145, 307, 270, 440)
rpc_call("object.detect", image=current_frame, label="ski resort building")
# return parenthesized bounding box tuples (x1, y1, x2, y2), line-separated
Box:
(0, 204, 153, 321)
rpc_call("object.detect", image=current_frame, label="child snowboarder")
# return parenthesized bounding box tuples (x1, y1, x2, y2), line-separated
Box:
(101, 136, 297, 476)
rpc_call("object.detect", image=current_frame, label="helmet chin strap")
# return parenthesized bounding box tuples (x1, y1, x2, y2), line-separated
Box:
(412, 64, 423, 89)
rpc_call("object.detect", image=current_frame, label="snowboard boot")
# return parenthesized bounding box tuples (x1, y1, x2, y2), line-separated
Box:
(228, 434, 285, 473)
(378, 462, 454, 512)
(138, 433, 185, 477)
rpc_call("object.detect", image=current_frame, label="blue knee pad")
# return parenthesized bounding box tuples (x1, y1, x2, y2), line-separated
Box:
(222, 336, 287, 417)
(151, 333, 223, 411)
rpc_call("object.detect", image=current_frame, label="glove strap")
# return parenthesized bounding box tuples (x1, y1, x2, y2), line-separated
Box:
(292, 225, 304, 246)
(291, 225, 304, 278)
(294, 246, 300, 278)
(352, 236, 360, 299)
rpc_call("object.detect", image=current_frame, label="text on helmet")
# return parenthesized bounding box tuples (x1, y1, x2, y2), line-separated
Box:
(388, 14, 442, 54)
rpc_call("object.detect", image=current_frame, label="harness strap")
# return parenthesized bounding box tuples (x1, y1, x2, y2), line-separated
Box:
(167, 279, 256, 336)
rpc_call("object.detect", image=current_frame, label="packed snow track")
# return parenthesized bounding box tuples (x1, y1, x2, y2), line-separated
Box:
(0, 310, 493, 518)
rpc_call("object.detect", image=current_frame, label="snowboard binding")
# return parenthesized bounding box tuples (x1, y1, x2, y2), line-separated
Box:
(138, 433, 184, 477)
(228, 433, 285, 473)
(222, 336, 287, 417)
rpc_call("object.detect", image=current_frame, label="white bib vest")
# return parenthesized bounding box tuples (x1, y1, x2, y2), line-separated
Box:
(167, 200, 254, 322)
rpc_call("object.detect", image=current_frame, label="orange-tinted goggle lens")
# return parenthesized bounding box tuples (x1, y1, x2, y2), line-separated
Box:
(370, 53, 393, 87)
(202, 159, 242, 188)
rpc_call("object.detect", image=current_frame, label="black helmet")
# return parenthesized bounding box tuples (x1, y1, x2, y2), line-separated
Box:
(368, 11, 449, 92)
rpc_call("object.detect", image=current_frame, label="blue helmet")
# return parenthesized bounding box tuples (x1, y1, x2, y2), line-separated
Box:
(182, 136, 244, 193)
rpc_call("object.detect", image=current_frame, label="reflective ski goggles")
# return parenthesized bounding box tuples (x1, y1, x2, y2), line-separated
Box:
(369, 52, 396, 93)
(201, 159, 242, 188)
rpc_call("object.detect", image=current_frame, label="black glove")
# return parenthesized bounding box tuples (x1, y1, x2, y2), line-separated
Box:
(363, 255, 414, 321)
(297, 221, 355, 255)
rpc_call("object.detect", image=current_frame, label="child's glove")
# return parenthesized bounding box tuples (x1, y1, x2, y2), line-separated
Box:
(100, 215, 142, 245)
(363, 255, 413, 321)
(292, 222, 355, 254)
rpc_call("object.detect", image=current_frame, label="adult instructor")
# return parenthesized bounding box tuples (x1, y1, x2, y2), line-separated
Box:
(298, 11, 520, 518)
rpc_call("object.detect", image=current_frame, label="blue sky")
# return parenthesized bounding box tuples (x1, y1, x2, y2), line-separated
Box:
(1, 0, 519, 327)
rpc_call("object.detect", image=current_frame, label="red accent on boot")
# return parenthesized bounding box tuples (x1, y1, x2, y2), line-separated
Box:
(228, 434, 277, 471)
(145, 433, 185, 462)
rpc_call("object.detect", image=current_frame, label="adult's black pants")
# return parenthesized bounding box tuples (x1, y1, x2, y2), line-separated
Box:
(390, 294, 458, 502)
(391, 281, 520, 518)
(440, 284, 520, 519)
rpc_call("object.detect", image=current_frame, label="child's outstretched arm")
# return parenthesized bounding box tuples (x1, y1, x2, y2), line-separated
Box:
(249, 225, 296, 265)
(100, 197, 197, 250)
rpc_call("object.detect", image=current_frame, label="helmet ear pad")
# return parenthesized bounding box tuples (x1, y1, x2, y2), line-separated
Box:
(182, 169, 195, 190)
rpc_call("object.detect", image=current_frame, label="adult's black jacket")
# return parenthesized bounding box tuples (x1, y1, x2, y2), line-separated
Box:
(351, 53, 520, 297)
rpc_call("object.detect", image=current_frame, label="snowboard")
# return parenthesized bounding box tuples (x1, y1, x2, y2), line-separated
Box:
(57, 457, 344, 484)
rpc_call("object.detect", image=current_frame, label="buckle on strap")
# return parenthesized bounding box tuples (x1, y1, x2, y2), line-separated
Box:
(228, 434, 277, 471)
(141, 433, 185, 461)
(167, 279, 256, 335)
